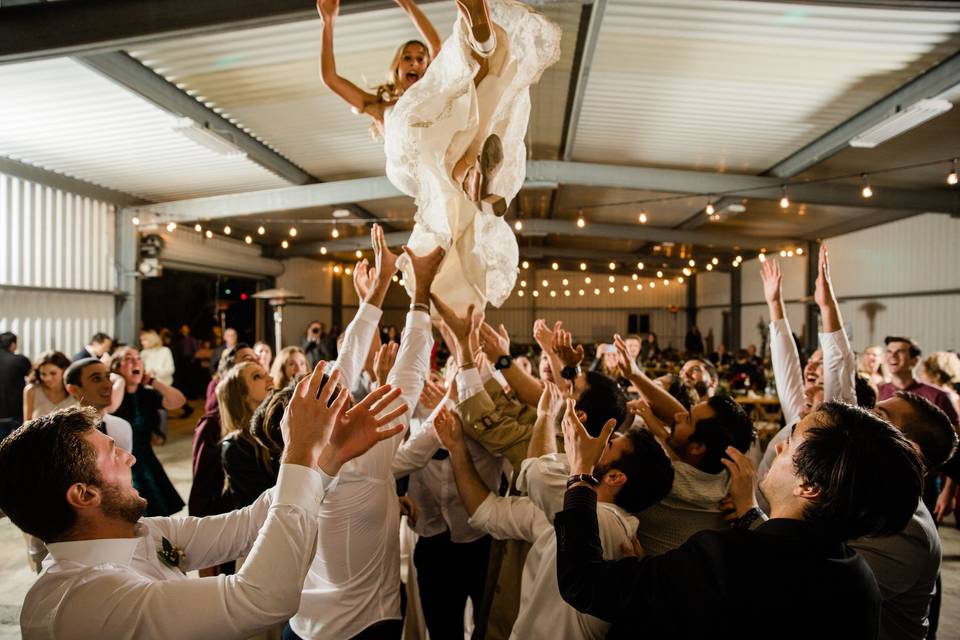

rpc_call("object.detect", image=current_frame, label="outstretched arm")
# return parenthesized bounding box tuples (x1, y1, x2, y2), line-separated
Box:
(815, 245, 856, 405)
(317, 0, 380, 113)
(396, 0, 442, 58)
(613, 335, 685, 425)
(479, 321, 542, 407)
(761, 258, 805, 425)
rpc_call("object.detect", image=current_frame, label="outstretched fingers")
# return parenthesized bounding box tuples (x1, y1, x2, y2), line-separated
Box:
(368, 386, 404, 416)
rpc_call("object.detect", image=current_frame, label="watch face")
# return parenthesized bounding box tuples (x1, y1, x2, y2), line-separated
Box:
(496, 355, 512, 369)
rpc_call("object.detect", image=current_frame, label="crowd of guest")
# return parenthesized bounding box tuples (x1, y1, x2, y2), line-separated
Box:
(0, 227, 959, 639)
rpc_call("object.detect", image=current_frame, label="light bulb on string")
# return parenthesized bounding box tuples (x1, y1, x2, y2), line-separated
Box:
(257, 225, 266, 235)
(345, 267, 352, 275)
(518, 290, 524, 297)
(638, 212, 648, 224)
(320, 246, 328, 255)
(542, 279, 549, 287)
(580, 262, 587, 271)
(779, 186, 790, 209)
(522, 260, 530, 269)
(244, 235, 252, 244)
(289, 227, 297, 237)
(131, 216, 141, 226)
(166, 222, 177, 232)
(656, 270, 663, 278)
(514, 220, 523, 231)
(331, 225, 339, 239)
(649, 282, 655, 288)
(948, 158, 959, 186)
(706, 264, 713, 271)
(705, 200, 715, 216)
(533, 291, 540, 298)
(632, 273, 638, 281)
(205, 230, 213, 239)
(584, 276, 592, 284)
(594, 288, 600, 295)
(663, 279, 669, 286)
(622, 285, 629, 293)
(678, 276, 684, 284)
(550, 290, 557, 298)
(194, 224, 202, 232)
(355, 250, 362, 258)
(796, 247, 803, 255)
(282, 240, 290, 249)
(711, 257, 719, 265)
(860, 174, 873, 198)
(551, 262, 559, 270)
(223, 225, 232, 235)
(565, 290, 571, 297)
(758, 253, 766, 263)
(579, 289, 585, 296)
(637, 262, 644, 270)
(608, 275, 615, 283)
(562, 278, 569, 286)
(608, 262, 616, 271)
(682, 268, 691, 276)
(688, 259, 696, 267)
(608, 287, 615, 294)
(576, 210, 586, 228)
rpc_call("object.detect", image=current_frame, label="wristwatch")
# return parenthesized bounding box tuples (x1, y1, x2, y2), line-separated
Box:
(494, 354, 513, 371)
(566, 473, 599, 489)
(560, 365, 581, 380)
(732, 507, 763, 530)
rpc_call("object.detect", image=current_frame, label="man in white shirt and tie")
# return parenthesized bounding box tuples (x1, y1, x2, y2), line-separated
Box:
(1, 363, 408, 640)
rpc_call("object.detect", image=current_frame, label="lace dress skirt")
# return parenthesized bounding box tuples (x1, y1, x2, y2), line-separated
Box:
(385, 0, 561, 313)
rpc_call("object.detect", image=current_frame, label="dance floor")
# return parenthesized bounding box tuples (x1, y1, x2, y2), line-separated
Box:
(0, 401, 958, 639)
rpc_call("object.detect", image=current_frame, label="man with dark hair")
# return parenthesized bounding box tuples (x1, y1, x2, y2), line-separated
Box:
(302, 320, 331, 369)
(613, 334, 755, 555)
(208, 327, 238, 375)
(0, 331, 31, 439)
(64, 358, 133, 453)
(71, 332, 111, 363)
(679, 357, 718, 399)
(436, 396, 672, 640)
(879, 336, 957, 426)
(554, 402, 923, 638)
(3, 368, 407, 640)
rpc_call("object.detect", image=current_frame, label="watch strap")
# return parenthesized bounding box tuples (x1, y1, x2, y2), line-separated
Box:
(566, 473, 599, 489)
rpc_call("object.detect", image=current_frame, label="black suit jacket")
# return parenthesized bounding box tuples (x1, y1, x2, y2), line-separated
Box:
(555, 487, 880, 639)
(72, 348, 94, 363)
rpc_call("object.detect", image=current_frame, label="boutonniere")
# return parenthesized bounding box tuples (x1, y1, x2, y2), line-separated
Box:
(157, 536, 185, 572)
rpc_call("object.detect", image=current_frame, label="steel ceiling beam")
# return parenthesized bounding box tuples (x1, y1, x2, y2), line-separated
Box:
(126, 160, 958, 222)
(0, 156, 148, 207)
(764, 50, 960, 178)
(558, 0, 606, 162)
(81, 51, 391, 228)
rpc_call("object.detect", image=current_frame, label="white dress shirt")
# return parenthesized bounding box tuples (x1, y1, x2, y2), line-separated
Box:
(469, 491, 637, 640)
(291, 303, 433, 640)
(21, 464, 335, 640)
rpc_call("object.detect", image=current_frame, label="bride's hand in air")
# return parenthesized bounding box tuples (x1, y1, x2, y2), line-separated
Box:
(317, 0, 339, 23)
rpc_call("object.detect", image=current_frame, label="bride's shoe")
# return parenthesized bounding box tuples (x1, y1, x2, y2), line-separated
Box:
(460, 134, 507, 217)
(456, 0, 497, 57)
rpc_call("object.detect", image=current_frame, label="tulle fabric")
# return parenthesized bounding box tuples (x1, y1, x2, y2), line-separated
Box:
(385, 0, 561, 313)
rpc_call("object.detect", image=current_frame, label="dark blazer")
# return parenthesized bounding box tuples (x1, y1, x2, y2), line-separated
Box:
(71, 347, 95, 363)
(555, 487, 881, 640)
(221, 433, 279, 509)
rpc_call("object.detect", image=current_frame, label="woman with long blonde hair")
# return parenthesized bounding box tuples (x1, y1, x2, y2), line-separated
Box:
(139, 329, 176, 386)
(270, 345, 309, 390)
(217, 362, 275, 508)
(318, 0, 560, 314)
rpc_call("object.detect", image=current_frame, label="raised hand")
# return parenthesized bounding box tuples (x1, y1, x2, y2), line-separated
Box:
(719, 446, 759, 520)
(353, 259, 377, 300)
(402, 244, 445, 301)
(321, 383, 408, 472)
(431, 294, 477, 344)
(373, 341, 399, 387)
(282, 362, 349, 469)
(398, 495, 418, 525)
(433, 405, 464, 452)
(532, 318, 554, 353)
(419, 378, 447, 413)
(760, 257, 782, 307)
(613, 334, 643, 379)
(813, 244, 836, 308)
(537, 380, 564, 419)
(371, 224, 399, 285)
(317, 0, 339, 22)
(479, 322, 510, 360)
(552, 325, 584, 368)
(561, 398, 616, 476)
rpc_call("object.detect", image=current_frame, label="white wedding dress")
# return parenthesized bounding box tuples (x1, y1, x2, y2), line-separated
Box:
(386, 0, 561, 313)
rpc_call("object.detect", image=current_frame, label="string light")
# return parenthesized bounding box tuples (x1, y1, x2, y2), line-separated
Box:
(637, 262, 644, 270)
(205, 230, 213, 239)
(576, 211, 586, 228)
(608, 262, 616, 270)
(331, 226, 339, 238)
(522, 260, 530, 269)
(542, 279, 549, 287)
(533, 291, 540, 297)
(518, 290, 524, 297)
(688, 259, 696, 267)
(355, 250, 362, 258)
(564, 290, 571, 297)
(608, 287, 615, 294)
(683, 267, 691, 276)
(550, 290, 557, 298)
(520, 280, 527, 287)
(622, 285, 629, 292)
(663, 279, 669, 286)
(585, 276, 592, 284)
(320, 247, 328, 255)
(678, 276, 684, 284)
(289, 227, 298, 237)
(787, 250, 794, 257)
(656, 270, 663, 278)
(705, 200, 715, 216)
(552, 262, 559, 270)
(706, 263, 713, 271)
(578, 289, 585, 296)
(223, 225, 232, 235)
(735, 255, 743, 262)
(649, 282, 655, 288)
(562, 278, 569, 286)
(194, 224, 202, 232)
(796, 247, 804, 255)
(608, 275, 615, 283)
(779, 186, 790, 209)
(514, 220, 523, 231)
(580, 262, 587, 271)
(257, 225, 266, 235)
(131, 216, 141, 226)
(166, 222, 177, 232)
(780, 250, 787, 257)
(711, 257, 719, 265)
(244, 235, 253, 244)
(638, 212, 648, 224)
(632, 273, 638, 281)
(860, 173, 873, 198)
(282, 240, 290, 249)
(636, 283, 643, 291)
(594, 288, 600, 295)
(948, 158, 959, 186)
(392, 275, 399, 282)
(758, 253, 766, 263)
(345, 267, 352, 275)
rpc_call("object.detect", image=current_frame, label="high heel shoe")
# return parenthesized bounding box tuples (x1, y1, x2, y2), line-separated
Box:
(456, 0, 497, 57)
(460, 134, 507, 217)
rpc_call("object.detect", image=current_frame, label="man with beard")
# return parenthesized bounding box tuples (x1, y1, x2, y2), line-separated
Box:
(0, 364, 408, 640)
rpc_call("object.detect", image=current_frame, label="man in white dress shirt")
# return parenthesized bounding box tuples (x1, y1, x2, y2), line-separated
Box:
(434, 392, 674, 640)
(1, 363, 407, 640)
(65, 358, 133, 454)
(288, 225, 445, 640)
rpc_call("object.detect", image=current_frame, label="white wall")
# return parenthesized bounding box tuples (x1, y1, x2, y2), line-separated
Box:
(0, 173, 116, 360)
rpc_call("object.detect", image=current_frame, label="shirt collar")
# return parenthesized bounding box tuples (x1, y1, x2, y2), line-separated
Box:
(46, 523, 149, 568)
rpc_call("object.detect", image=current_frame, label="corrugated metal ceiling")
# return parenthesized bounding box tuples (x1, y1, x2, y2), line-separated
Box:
(131, 2, 582, 180)
(572, 0, 960, 173)
(0, 58, 290, 201)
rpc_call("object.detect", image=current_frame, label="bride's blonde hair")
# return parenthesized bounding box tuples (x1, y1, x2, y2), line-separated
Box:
(374, 40, 430, 103)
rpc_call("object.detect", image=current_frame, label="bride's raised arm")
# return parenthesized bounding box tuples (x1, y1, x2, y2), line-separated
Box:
(317, 0, 379, 112)
(395, 0, 442, 59)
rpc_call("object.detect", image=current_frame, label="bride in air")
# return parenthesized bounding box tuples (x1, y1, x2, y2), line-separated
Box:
(316, 0, 560, 312)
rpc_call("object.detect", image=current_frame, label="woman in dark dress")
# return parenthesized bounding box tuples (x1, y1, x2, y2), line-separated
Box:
(110, 346, 187, 517)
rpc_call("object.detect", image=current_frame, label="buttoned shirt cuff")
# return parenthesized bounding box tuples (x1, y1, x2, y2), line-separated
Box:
(466, 492, 498, 530)
(274, 463, 337, 517)
(406, 309, 432, 330)
(458, 367, 485, 401)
